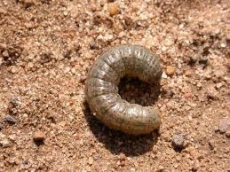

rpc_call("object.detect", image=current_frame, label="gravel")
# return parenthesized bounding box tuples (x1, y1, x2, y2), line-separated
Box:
(5, 115, 17, 124)
(0, 139, 10, 148)
(208, 140, 215, 150)
(0, 123, 3, 130)
(199, 56, 209, 64)
(0, 132, 10, 148)
(218, 119, 230, 134)
(225, 128, 230, 137)
(166, 66, 175, 76)
(108, 3, 120, 16)
(33, 131, 46, 142)
(0, 0, 229, 171)
(171, 134, 186, 150)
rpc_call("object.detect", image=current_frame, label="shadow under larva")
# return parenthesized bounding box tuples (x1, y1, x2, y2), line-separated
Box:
(85, 45, 162, 135)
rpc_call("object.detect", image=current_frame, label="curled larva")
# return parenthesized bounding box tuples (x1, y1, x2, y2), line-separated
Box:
(85, 45, 162, 135)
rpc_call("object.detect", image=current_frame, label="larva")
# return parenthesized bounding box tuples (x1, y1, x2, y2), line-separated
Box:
(85, 45, 162, 135)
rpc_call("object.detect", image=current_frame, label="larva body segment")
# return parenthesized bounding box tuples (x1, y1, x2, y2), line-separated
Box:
(85, 45, 162, 135)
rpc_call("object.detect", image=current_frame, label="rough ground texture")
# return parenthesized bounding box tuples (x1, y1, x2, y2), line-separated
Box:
(0, 0, 230, 171)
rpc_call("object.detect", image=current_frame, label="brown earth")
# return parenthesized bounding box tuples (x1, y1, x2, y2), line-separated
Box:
(0, 0, 230, 171)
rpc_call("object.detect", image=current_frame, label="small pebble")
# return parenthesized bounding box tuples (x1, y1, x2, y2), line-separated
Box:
(10, 97, 21, 107)
(161, 72, 167, 79)
(226, 61, 230, 71)
(166, 66, 175, 76)
(164, 37, 174, 46)
(79, 75, 86, 83)
(120, 153, 126, 161)
(5, 115, 16, 124)
(58, 121, 66, 127)
(225, 128, 230, 137)
(172, 134, 185, 150)
(0, 8, 7, 15)
(199, 56, 208, 64)
(220, 42, 227, 48)
(119, 153, 126, 167)
(0, 132, 10, 148)
(27, 62, 34, 69)
(108, 3, 120, 16)
(88, 157, 94, 165)
(71, 68, 77, 75)
(0, 132, 5, 138)
(63, 10, 68, 16)
(189, 56, 198, 64)
(215, 83, 223, 89)
(218, 119, 230, 133)
(208, 140, 215, 150)
(8, 134, 16, 141)
(90, 3, 97, 12)
(21, 0, 35, 8)
(157, 165, 164, 172)
(89, 42, 98, 49)
(191, 162, 199, 172)
(165, 90, 174, 98)
(184, 92, 193, 100)
(184, 70, 193, 77)
(33, 131, 45, 142)
(0, 139, 10, 148)
(10, 66, 18, 74)
(2, 50, 9, 57)
(0, 43, 7, 49)
(0, 123, 3, 130)
(206, 86, 219, 100)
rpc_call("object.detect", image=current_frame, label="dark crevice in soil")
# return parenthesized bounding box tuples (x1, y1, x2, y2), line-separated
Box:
(118, 76, 161, 106)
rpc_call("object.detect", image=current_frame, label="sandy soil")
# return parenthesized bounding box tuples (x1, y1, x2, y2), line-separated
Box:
(0, 0, 230, 171)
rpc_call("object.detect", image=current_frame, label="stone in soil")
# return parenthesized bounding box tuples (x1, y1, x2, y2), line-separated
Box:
(218, 119, 230, 133)
(0, 132, 10, 148)
(189, 56, 198, 64)
(166, 66, 175, 76)
(88, 157, 94, 165)
(5, 115, 17, 124)
(0, 123, 3, 130)
(225, 128, 230, 137)
(2, 50, 9, 57)
(191, 162, 199, 172)
(10, 66, 18, 74)
(0, 139, 10, 148)
(8, 134, 16, 141)
(172, 134, 185, 150)
(157, 166, 164, 172)
(33, 131, 45, 142)
(199, 56, 208, 64)
(208, 140, 215, 150)
(184, 70, 193, 77)
(0, 8, 7, 15)
(108, 3, 120, 16)
(89, 42, 98, 49)
(206, 86, 219, 100)
(9, 97, 21, 107)
(20, 0, 35, 8)
(161, 72, 167, 79)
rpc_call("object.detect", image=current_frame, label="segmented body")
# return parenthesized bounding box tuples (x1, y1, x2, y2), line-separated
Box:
(85, 45, 162, 135)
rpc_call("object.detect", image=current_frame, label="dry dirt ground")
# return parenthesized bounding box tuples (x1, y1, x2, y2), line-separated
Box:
(0, 0, 230, 171)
